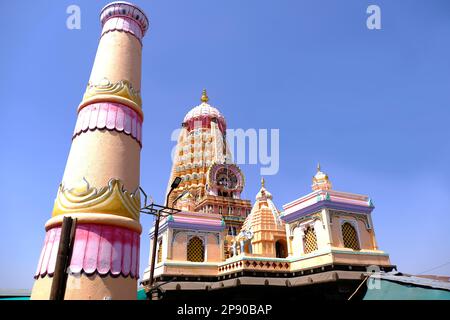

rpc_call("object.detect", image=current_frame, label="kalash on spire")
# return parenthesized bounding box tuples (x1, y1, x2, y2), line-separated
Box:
(166, 90, 252, 239)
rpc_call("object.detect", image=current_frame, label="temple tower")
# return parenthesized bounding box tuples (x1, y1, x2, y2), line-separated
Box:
(238, 178, 286, 257)
(167, 90, 252, 235)
(31, 2, 149, 300)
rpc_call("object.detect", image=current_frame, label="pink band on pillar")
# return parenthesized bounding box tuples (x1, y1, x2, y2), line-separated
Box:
(100, 1, 149, 43)
(73, 102, 143, 146)
(102, 17, 143, 42)
(34, 224, 140, 279)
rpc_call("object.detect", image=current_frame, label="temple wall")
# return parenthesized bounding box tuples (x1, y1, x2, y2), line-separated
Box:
(332, 252, 391, 266)
(287, 218, 329, 258)
(172, 232, 188, 261)
(289, 253, 334, 271)
(206, 234, 221, 262)
(329, 215, 376, 250)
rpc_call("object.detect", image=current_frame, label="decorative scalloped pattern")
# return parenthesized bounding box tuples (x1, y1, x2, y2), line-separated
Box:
(52, 178, 141, 221)
(102, 16, 143, 42)
(34, 224, 140, 279)
(183, 103, 227, 133)
(100, 2, 149, 36)
(183, 103, 224, 123)
(73, 102, 142, 145)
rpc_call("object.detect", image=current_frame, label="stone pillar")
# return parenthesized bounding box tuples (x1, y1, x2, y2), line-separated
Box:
(31, 1, 149, 300)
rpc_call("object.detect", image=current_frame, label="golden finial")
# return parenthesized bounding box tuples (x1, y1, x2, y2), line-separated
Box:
(317, 162, 321, 172)
(201, 89, 209, 103)
(261, 177, 265, 188)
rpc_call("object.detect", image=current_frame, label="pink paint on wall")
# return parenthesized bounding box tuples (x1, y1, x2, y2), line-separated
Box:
(34, 224, 140, 279)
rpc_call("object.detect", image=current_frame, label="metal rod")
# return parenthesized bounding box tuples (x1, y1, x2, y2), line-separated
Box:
(148, 186, 177, 298)
(148, 210, 161, 290)
(49, 216, 73, 300)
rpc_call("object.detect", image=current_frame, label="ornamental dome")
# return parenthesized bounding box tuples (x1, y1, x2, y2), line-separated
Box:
(255, 177, 273, 200)
(183, 90, 226, 132)
(312, 163, 332, 191)
(240, 177, 284, 239)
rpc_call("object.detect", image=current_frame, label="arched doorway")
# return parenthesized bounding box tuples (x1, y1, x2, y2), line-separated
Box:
(275, 240, 287, 258)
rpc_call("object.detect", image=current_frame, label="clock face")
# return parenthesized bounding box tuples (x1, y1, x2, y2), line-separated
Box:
(216, 168, 238, 190)
(207, 163, 244, 191)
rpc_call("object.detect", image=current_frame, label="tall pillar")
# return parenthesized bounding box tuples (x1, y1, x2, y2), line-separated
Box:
(31, 2, 149, 300)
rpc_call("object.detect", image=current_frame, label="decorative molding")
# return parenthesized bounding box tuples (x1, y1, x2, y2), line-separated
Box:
(329, 210, 371, 230)
(281, 199, 373, 223)
(102, 16, 144, 43)
(52, 178, 140, 221)
(100, 2, 149, 37)
(288, 212, 322, 235)
(35, 224, 140, 279)
(79, 78, 143, 117)
(73, 102, 142, 145)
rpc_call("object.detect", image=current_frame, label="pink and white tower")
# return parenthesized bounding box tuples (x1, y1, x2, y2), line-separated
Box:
(31, 2, 149, 300)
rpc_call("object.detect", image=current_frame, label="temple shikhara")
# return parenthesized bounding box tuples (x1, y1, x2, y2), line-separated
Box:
(30, 1, 394, 300)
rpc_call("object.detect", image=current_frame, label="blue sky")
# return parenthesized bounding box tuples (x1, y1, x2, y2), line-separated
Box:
(1, 0, 449, 290)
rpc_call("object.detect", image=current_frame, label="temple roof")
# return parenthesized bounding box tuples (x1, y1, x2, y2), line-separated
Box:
(312, 163, 332, 191)
(255, 177, 273, 200)
(151, 211, 225, 237)
(241, 178, 284, 234)
(183, 89, 226, 125)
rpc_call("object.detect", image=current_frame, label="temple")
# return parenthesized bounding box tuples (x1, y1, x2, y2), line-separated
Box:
(30, 1, 395, 300)
(142, 93, 394, 300)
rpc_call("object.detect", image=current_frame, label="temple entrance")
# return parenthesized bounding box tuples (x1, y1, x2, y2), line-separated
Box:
(275, 240, 287, 258)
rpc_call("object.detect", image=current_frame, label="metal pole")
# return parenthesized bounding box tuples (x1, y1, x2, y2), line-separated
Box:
(145, 178, 182, 299)
(49, 216, 73, 300)
(148, 209, 161, 289)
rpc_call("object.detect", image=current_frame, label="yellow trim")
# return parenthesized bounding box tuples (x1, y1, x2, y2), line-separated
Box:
(45, 213, 142, 233)
(52, 178, 140, 221)
(78, 78, 143, 118)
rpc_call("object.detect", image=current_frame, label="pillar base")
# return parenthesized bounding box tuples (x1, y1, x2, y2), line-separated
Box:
(31, 273, 137, 300)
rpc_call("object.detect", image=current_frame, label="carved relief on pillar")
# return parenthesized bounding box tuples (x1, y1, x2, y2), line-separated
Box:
(52, 178, 141, 221)
(79, 78, 143, 117)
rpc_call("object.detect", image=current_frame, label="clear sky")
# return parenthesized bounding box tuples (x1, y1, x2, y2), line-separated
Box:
(1, 0, 449, 291)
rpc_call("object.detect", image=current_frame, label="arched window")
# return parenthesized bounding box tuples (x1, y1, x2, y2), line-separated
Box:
(342, 222, 360, 250)
(187, 236, 204, 262)
(157, 239, 163, 263)
(303, 226, 318, 254)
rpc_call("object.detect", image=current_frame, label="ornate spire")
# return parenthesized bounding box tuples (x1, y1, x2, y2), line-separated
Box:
(261, 176, 265, 188)
(312, 163, 332, 191)
(201, 89, 209, 103)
